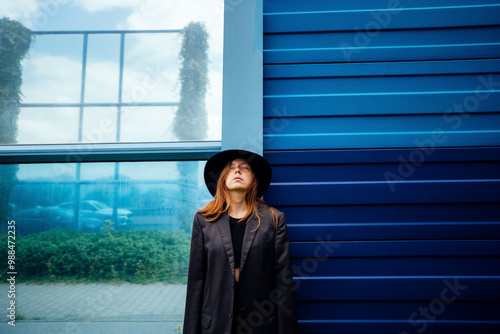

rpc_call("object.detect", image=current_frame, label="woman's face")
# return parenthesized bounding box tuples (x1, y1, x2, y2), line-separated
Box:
(225, 158, 254, 192)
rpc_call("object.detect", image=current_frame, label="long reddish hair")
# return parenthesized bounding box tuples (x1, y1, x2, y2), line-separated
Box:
(198, 161, 279, 230)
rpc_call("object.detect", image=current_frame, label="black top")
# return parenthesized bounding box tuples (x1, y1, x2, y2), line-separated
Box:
(230, 216, 247, 332)
(229, 216, 247, 269)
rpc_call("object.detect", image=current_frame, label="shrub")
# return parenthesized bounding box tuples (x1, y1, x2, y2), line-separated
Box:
(1, 226, 191, 284)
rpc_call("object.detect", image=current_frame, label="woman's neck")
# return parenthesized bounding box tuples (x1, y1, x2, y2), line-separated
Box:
(228, 191, 248, 218)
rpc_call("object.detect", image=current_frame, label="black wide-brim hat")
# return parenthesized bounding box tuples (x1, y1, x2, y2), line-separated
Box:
(204, 149, 272, 198)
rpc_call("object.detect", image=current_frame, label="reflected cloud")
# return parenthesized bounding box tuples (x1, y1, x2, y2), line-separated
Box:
(0, 0, 39, 26)
(72, 0, 139, 13)
(22, 53, 81, 103)
(10, 0, 223, 144)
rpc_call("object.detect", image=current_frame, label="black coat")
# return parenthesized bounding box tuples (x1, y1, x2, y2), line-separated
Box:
(183, 206, 299, 334)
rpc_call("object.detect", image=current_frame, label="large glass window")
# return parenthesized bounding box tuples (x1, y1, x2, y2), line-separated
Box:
(9, 1, 223, 145)
(1, 161, 211, 330)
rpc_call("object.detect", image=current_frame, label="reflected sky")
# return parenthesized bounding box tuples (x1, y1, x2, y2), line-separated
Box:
(16, 160, 209, 184)
(4, 0, 224, 144)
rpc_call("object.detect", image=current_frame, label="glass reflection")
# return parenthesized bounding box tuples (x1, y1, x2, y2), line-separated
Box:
(85, 34, 121, 103)
(5, 161, 210, 234)
(21, 34, 83, 104)
(0, 160, 209, 328)
(17, 107, 80, 144)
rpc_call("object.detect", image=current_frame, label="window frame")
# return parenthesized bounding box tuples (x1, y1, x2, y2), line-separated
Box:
(0, 1, 263, 164)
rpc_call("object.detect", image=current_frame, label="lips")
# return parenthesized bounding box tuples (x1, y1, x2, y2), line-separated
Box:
(233, 177, 242, 181)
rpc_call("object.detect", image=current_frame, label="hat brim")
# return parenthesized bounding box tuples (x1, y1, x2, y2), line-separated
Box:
(204, 149, 272, 198)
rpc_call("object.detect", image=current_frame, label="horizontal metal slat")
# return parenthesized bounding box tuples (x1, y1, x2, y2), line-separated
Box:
(271, 162, 500, 183)
(264, 92, 500, 117)
(264, 147, 500, 164)
(264, 131, 500, 150)
(264, 43, 500, 64)
(264, 0, 500, 13)
(276, 203, 500, 225)
(264, 114, 500, 135)
(298, 321, 500, 334)
(264, 5, 500, 33)
(291, 257, 500, 277)
(297, 300, 500, 320)
(288, 222, 500, 241)
(290, 240, 500, 257)
(264, 26, 500, 53)
(264, 59, 500, 79)
(265, 27, 500, 52)
(267, 179, 500, 205)
(264, 26, 500, 60)
(264, 74, 500, 96)
(293, 277, 500, 301)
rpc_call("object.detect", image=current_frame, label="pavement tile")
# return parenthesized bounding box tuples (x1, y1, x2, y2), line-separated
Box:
(0, 283, 187, 322)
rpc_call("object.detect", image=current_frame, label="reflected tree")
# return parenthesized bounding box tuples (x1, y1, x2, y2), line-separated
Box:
(10, 177, 75, 211)
(0, 18, 32, 223)
(173, 21, 209, 140)
(173, 22, 209, 232)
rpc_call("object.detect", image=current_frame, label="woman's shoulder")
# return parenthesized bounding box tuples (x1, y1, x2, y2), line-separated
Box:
(259, 203, 284, 216)
(193, 212, 212, 222)
(193, 211, 224, 225)
(258, 204, 286, 229)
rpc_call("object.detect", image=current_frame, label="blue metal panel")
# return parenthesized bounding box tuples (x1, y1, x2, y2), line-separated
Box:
(278, 203, 500, 224)
(290, 240, 500, 258)
(264, 3, 500, 33)
(263, 0, 500, 332)
(266, 147, 500, 164)
(263, 148, 500, 333)
(263, 45, 500, 149)
(272, 162, 500, 182)
(265, 0, 500, 12)
(264, 75, 500, 95)
(264, 131, 500, 149)
(264, 92, 500, 117)
(265, 115, 500, 133)
(267, 180, 500, 205)
(264, 44, 500, 63)
(263, 113, 500, 149)
(297, 300, 500, 333)
(293, 277, 500, 301)
(264, 27, 500, 50)
(298, 321, 500, 334)
(290, 257, 500, 276)
(265, 59, 500, 78)
(296, 301, 500, 321)
(288, 222, 500, 241)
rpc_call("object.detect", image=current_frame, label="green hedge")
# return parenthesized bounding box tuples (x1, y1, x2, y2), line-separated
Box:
(2, 226, 191, 284)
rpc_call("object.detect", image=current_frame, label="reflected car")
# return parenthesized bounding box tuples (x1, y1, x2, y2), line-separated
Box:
(12, 206, 104, 235)
(55, 200, 134, 229)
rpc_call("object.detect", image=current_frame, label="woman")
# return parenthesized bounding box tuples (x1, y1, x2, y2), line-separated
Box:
(183, 149, 299, 334)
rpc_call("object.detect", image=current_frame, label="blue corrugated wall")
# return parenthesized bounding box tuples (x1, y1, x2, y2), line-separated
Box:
(263, 0, 500, 333)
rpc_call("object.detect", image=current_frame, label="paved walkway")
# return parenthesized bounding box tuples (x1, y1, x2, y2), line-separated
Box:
(0, 321, 182, 334)
(1, 283, 187, 333)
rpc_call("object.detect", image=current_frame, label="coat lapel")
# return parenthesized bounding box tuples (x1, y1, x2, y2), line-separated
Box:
(240, 215, 258, 273)
(216, 211, 235, 276)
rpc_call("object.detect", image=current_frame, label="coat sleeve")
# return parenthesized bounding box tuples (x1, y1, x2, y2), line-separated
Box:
(274, 211, 299, 334)
(183, 214, 206, 334)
